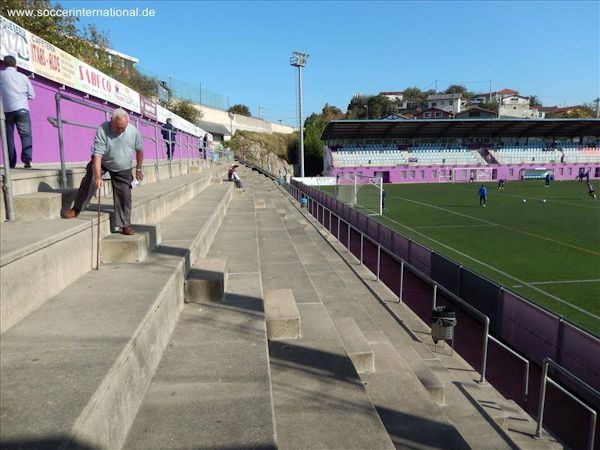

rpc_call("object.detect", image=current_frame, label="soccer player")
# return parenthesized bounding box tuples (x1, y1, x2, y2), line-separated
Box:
(544, 173, 551, 188)
(478, 184, 487, 207)
(588, 182, 597, 200)
(498, 179, 505, 190)
(382, 189, 387, 210)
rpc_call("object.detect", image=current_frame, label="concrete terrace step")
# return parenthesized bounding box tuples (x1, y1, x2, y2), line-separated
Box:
(184, 257, 228, 303)
(124, 188, 276, 449)
(280, 181, 562, 450)
(0, 183, 232, 450)
(0, 165, 226, 334)
(334, 317, 375, 374)
(14, 192, 62, 220)
(264, 288, 301, 340)
(100, 223, 161, 263)
(251, 181, 395, 450)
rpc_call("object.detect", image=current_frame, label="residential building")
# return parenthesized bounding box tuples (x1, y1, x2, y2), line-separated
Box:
(471, 88, 519, 104)
(498, 94, 545, 118)
(426, 93, 463, 114)
(455, 107, 497, 119)
(416, 107, 454, 119)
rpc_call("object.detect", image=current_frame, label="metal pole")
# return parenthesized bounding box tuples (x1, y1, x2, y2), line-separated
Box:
(399, 260, 404, 303)
(178, 134, 182, 174)
(481, 318, 490, 383)
(153, 124, 160, 181)
(432, 284, 438, 309)
(347, 224, 350, 252)
(337, 216, 341, 241)
(0, 96, 16, 220)
(535, 359, 550, 438)
(55, 93, 68, 189)
(298, 65, 305, 178)
(360, 233, 364, 264)
(376, 245, 381, 280)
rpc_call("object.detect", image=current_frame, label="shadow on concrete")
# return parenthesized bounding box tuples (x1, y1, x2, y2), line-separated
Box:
(0, 437, 98, 450)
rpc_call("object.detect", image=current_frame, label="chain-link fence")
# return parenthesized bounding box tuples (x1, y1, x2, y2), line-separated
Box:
(138, 66, 225, 110)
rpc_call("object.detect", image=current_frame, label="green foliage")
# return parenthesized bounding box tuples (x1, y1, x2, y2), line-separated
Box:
(529, 95, 542, 107)
(165, 99, 203, 124)
(402, 86, 433, 104)
(479, 101, 499, 113)
(1, 0, 160, 99)
(322, 103, 343, 121)
(228, 104, 251, 117)
(444, 84, 472, 99)
(346, 95, 397, 120)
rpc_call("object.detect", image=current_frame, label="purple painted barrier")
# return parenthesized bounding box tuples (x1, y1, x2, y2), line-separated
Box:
(392, 232, 410, 260)
(560, 322, 600, 391)
(501, 290, 560, 365)
(409, 241, 432, 277)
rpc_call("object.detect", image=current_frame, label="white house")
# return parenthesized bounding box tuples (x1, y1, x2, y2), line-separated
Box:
(379, 91, 410, 109)
(426, 93, 463, 114)
(498, 95, 545, 118)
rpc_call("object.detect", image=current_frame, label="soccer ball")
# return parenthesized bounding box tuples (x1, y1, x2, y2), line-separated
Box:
(522, 199, 527, 203)
(542, 199, 546, 203)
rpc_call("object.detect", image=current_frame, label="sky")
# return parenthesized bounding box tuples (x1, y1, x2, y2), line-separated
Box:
(58, 0, 599, 126)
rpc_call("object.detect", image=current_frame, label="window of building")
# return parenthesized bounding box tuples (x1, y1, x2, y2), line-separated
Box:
(449, 100, 453, 106)
(401, 171, 406, 178)
(568, 168, 572, 175)
(432, 102, 437, 107)
(435, 112, 442, 118)
(509, 169, 514, 176)
(410, 170, 415, 179)
(424, 112, 431, 118)
(432, 170, 438, 178)
(441, 100, 445, 105)
(559, 168, 564, 175)
(419, 170, 425, 178)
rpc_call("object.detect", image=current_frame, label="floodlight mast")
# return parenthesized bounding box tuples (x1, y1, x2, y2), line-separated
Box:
(290, 51, 308, 177)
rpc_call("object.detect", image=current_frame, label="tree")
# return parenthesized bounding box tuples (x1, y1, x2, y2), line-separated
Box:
(479, 101, 499, 113)
(444, 84, 472, 100)
(322, 103, 343, 121)
(564, 105, 594, 118)
(529, 95, 542, 107)
(228, 104, 251, 117)
(166, 99, 203, 124)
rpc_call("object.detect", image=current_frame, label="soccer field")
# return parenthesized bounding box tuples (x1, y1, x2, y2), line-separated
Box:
(329, 180, 600, 335)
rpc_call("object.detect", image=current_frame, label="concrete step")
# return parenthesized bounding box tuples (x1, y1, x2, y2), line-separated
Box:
(0, 165, 226, 334)
(334, 317, 375, 374)
(14, 192, 62, 220)
(100, 223, 161, 263)
(283, 185, 563, 450)
(184, 257, 227, 303)
(124, 188, 277, 449)
(0, 183, 232, 450)
(264, 288, 301, 340)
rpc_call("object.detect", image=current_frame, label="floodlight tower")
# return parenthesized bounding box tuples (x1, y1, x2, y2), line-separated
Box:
(290, 51, 309, 177)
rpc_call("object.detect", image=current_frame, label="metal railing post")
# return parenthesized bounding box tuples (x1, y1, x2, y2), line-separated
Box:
(347, 225, 351, 252)
(535, 359, 550, 439)
(0, 97, 16, 220)
(481, 318, 489, 383)
(337, 216, 341, 241)
(55, 93, 68, 189)
(360, 233, 364, 264)
(432, 284, 438, 309)
(329, 210, 332, 233)
(153, 124, 160, 181)
(178, 135, 183, 174)
(376, 245, 381, 280)
(399, 260, 404, 303)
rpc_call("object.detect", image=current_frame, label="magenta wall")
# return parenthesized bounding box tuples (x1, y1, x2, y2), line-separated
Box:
(1, 73, 202, 165)
(331, 162, 600, 184)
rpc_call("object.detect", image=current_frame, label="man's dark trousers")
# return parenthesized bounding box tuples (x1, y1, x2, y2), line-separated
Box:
(165, 141, 174, 159)
(73, 158, 133, 228)
(5, 109, 33, 168)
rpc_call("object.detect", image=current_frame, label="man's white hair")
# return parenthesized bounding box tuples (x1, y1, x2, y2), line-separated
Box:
(112, 108, 129, 121)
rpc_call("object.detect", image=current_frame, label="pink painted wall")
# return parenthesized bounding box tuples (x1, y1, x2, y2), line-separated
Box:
(331, 162, 600, 184)
(1, 71, 203, 165)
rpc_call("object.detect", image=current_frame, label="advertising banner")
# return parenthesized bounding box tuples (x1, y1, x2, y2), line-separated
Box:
(0, 16, 33, 71)
(140, 96, 157, 120)
(29, 34, 77, 88)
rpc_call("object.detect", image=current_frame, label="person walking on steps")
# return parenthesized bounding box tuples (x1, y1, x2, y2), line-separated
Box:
(1, 55, 35, 168)
(63, 108, 144, 236)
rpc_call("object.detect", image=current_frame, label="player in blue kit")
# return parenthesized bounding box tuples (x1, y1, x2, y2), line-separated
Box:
(478, 184, 487, 207)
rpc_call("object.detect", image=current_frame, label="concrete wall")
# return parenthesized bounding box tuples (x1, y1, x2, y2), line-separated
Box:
(194, 104, 295, 136)
(0, 75, 203, 165)
(330, 162, 600, 184)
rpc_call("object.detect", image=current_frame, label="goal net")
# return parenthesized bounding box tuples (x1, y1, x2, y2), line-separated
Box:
(335, 173, 383, 215)
(450, 167, 493, 183)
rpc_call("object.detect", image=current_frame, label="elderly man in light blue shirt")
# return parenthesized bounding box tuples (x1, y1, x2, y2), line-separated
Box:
(1, 55, 35, 168)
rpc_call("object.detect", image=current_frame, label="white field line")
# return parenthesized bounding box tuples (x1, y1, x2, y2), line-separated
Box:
(414, 224, 498, 229)
(456, 186, 598, 210)
(513, 279, 600, 288)
(390, 195, 600, 257)
(372, 208, 600, 321)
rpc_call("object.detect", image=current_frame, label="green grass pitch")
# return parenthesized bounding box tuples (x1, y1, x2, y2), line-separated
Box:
(327, 180, 600, 335)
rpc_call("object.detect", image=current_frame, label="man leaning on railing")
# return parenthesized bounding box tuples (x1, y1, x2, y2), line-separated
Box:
(63, 108, 144, 236)
(161, 118, 177, 160)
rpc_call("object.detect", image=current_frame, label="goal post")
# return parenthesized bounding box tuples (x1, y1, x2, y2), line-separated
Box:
(336, 173, 383, 215)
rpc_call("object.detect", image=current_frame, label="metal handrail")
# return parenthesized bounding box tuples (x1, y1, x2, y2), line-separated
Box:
(536, 358, 598, 450)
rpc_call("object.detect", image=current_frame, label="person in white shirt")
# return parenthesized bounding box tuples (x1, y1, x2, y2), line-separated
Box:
(231, 165, 244, 190)
(1, 55, 35, 168)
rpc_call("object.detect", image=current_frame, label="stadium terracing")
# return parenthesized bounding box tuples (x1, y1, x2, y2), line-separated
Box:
(321, 118, 600, 183)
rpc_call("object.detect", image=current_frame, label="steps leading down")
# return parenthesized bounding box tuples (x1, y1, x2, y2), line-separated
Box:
(270, 172, 562, 450)
(124, 180, 276, 449)
(0, 182, 232, 450)
(1, 165, 224, 334)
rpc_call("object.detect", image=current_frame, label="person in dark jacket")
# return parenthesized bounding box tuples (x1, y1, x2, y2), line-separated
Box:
(161, 118, 177, 159)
